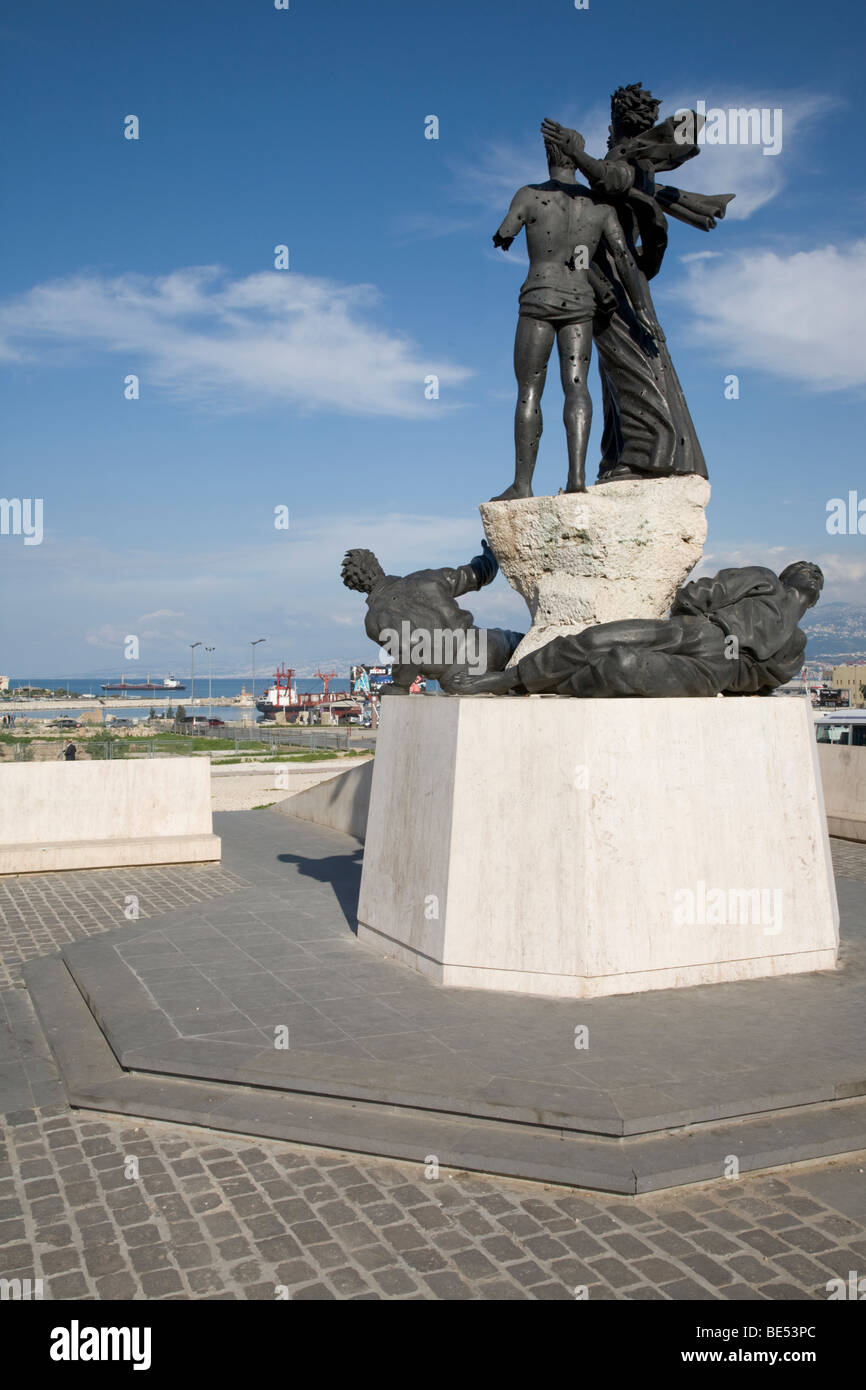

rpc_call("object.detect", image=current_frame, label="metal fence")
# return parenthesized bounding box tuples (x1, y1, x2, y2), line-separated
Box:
(167, 724, 352, 753)
(3, 724, 374, 763)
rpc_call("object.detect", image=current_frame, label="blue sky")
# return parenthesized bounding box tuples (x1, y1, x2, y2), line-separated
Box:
(1, 0, 864, 675)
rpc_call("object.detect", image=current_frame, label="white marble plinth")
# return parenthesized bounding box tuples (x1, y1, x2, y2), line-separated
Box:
(0, 759, 220, 873)
(479, 475, 710, 662)
(356, 696, 839, 998)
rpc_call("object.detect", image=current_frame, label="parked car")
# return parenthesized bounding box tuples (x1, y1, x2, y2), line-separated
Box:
(206, 718, 226, 727)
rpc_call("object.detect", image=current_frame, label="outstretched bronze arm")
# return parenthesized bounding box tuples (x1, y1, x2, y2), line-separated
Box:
(458, 538, 498, 594)
(493, 188, 529, 251)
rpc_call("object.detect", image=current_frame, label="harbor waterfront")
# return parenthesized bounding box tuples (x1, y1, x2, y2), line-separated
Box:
(0, 674, 354, 721)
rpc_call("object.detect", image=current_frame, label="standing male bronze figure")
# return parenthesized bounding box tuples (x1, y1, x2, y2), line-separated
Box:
(490, 131, 658, 501)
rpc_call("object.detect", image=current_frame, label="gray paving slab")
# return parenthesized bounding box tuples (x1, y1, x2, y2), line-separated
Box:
(44, 811, 866, 1146)
(6, 818, 866, 1298)
(23, 953, 866, 1195)
(0, 988, 66, 1112)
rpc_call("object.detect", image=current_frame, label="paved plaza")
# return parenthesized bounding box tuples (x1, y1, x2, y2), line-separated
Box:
(1, 810, 865, 1300)
(1, 1107, 865, 1301)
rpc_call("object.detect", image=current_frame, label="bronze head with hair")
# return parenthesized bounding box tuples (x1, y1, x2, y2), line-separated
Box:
(609, 82, 661, 146)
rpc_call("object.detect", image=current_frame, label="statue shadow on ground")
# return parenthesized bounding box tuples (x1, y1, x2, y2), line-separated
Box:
(277, 848, 363, 934)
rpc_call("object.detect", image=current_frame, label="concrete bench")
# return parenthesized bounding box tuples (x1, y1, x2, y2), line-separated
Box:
(0, 758, 220, 874)
(818, 743, 866, 843)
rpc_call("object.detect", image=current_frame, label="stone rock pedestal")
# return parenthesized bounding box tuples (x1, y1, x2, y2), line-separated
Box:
(356, 695, 838, 999)
(479, 475, 710, 662)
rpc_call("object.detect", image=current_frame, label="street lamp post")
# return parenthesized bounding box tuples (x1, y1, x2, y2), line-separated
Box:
(250, 638, 266, 712)
(205, 647, 215, 720)
(189, 642, 201, 715)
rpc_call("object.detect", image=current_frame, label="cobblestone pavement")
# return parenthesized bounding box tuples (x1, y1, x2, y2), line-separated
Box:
(831, 837, 866, 884)
(1, 1107, 864, 1301)
(0, 836, 864, 1300)
(0, 862, 248, 988)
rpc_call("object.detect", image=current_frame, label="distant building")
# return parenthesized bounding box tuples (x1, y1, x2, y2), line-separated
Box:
(832, 664, 866, 708)
(0, 676, 9, 692)
(774, 678, 809, 697)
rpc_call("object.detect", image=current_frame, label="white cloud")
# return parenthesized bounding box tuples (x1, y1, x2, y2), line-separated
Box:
(454, 138, 555, 210)
(457, 91, 833, 224)
(85, 608, 189, 648)
(453, 104, 610, 212)
(0, 511, 504, 669)
(84, 623, 128, 649)
(694, 546, 866, 602)
(484, 245, 528, 270)
(5, 512, 864, 670)
(668, 240, 866, 390)
(390, 211, 482, 243)
(661, 91, 835, 219)
(0, 266, 473, 418)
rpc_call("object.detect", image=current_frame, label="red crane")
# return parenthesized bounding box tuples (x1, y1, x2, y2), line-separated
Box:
(315, 668, 338, 700)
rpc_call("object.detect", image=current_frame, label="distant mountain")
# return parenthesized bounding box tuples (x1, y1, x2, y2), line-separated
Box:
(803, 601, 866, 662)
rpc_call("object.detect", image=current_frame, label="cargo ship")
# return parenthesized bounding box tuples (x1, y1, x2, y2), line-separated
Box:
(255, 665, 360, 720)
(101, 675, 185, 692)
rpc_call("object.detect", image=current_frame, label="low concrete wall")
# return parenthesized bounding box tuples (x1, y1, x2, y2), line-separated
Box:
(275, 760, 373, 841)
(818, 744, 866, 842)
(0, 758, 220, 873)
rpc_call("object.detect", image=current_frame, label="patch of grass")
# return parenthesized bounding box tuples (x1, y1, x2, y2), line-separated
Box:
(281, 750, 339, 762)
(252, 802, 276, 810)
(213, 750, 351, 766)
(158, 734, 270, 752)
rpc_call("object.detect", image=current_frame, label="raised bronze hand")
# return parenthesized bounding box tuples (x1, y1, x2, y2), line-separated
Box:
(540, 118, 585, 161)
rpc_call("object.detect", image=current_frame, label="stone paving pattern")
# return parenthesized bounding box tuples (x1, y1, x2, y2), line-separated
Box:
(0, 861, 248, 988)
(831, 837, 866, 884)
(51, 815, 866, 1143)
(1, 815, 864, 1300)
(0, 1106, 864, 1300)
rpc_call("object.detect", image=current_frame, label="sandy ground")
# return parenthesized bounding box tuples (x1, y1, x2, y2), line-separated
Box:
(210, 757, 371, 812)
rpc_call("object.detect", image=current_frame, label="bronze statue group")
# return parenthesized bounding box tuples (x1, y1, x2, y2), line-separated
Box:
(342, 86, 824, 701)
